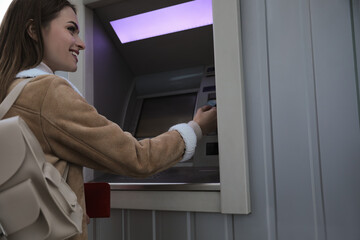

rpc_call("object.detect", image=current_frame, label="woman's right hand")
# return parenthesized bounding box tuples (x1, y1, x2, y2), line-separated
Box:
(193, 105, 217, 135)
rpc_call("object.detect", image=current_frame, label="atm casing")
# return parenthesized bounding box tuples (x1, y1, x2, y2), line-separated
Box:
(79, 0, 250, 214)
(93, 66, 220, 191)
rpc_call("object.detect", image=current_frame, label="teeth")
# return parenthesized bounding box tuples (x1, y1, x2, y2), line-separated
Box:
(71, 51, 78, 56)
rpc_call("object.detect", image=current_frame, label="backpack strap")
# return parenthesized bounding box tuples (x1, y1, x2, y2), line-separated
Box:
(0, 78, 71, 182)
(63, 164, 70, 181)
(0, 78, 33, 119)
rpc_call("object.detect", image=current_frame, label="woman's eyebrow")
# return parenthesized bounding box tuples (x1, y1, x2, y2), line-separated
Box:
(68, 21, 79, 31)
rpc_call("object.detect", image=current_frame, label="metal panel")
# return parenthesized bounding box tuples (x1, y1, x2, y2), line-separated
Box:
(310, 0, 360, 239)
(95, 210, 123, 240)
(110, 191, 221, 213)
(194, 213, 233, 240)
(234, 0, 277, 238)
(92, 13, 134, 127)
(126, 210, 154, 240)
(87, 219, 94, 240)
(266, 0, 325, 239)
(155, 212, 193, 240)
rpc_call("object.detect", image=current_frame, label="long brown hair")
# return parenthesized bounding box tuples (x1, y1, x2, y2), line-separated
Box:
(0, 0, 76, 102)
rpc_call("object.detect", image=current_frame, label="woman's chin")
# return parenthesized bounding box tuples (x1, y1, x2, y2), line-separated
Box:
(65, 65, 78, 72)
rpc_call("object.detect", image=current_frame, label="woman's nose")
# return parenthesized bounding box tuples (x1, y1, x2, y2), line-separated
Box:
(77, 37, 85, 50)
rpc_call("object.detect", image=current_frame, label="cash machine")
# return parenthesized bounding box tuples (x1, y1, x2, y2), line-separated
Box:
(84, 0, 250, 213)
(93, 65, 220, 190)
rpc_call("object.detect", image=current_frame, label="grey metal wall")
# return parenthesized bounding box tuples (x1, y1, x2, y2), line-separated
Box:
(93, 13, 134, 127)
(88, 0, 360, 239)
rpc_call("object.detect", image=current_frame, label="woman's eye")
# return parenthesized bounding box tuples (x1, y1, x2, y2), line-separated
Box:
(68, 26, 76, 33)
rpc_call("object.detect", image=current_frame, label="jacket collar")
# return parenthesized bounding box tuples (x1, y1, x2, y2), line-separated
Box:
(16, 62, 83, 97)
(16, 62, 54, 78)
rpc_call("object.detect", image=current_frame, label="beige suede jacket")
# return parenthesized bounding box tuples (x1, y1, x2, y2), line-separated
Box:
(4, 66, 197, 239)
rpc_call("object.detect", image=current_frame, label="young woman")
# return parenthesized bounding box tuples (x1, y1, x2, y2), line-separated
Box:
(0, 0, 217, 239)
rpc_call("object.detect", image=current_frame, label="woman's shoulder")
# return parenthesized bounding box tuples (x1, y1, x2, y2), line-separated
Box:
(11, 75, 84, 112)
(7, 75, 66, 114)
(27, 75, 83, 98)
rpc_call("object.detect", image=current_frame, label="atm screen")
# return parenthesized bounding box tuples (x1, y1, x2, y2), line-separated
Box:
(135, 92, 197, 138)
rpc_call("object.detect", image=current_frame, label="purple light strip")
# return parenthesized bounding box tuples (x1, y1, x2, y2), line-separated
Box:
(110, 0, 213, 44)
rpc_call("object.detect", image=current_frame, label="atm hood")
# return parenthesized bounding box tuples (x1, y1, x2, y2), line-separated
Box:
(86, 0, 214, 76)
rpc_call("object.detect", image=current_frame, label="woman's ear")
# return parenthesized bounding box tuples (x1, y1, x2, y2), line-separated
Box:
(26, 19, 38, 41)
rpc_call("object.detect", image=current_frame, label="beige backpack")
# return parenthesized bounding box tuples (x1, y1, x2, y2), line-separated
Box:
(0, 79, 83, 240)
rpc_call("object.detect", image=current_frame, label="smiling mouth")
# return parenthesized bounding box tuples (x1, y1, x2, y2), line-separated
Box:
(70, 50, 79, 62)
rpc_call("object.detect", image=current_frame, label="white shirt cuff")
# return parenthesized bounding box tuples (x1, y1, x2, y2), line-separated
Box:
(187, 121, 202, 141)
(169, 123, 197, 162)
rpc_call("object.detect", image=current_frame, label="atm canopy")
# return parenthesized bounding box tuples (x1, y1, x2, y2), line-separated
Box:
(89, 0, 215, 75)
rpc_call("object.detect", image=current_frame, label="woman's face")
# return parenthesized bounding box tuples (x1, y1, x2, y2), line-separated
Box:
(41, 6, 85, 72)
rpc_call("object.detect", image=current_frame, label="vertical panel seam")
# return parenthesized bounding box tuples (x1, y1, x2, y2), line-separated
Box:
(349, 0, 360, 127)
(152, 211, 157, 240)
(306, 0, 328, 239)
(193, 212, 197, 240)
(126, 210, 131, 240)
(121, 210, 125, 240)
(236, 0, 252, 212)
(263, 0, 278, 239)
(186, 212, 194, 240)
(231, 215, 235, 240)
(92, 219, 97, 240)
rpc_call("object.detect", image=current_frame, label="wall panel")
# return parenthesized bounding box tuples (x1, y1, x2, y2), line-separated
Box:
(126, 210, 154, 240)
(155, 212, 193, 240)
(266, 0, 321, 238)
(310, 0, 360, 239)
(234, 0, 277, 239)
(95, 210, 123, 240)
(87, 0, 360, 239)
(194, 213, 233, 240)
